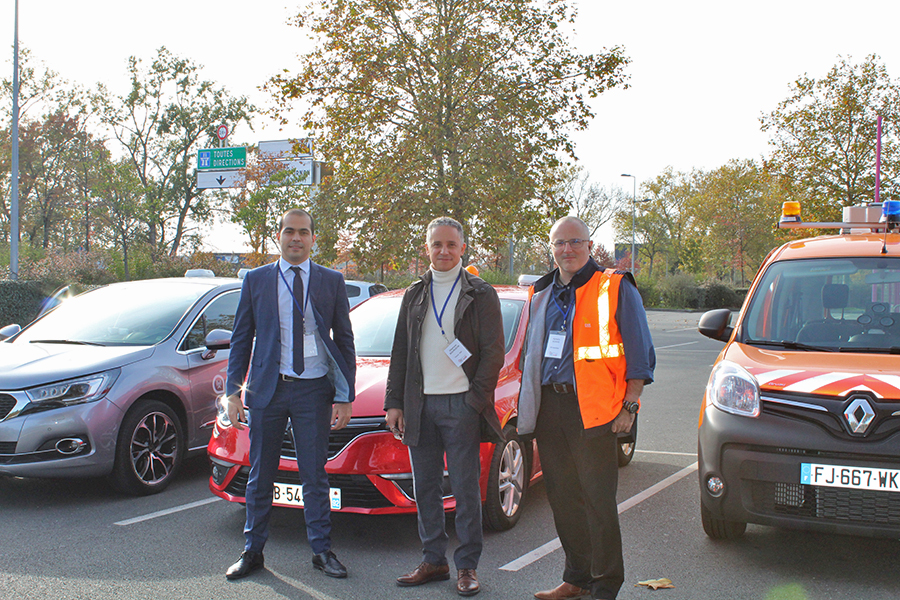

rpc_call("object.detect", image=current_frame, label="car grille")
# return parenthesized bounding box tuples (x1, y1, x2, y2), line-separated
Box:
(0, 441, 16, 454)
(0, 393, 15, 419)
(761, 391, 900, 441)
(752, 481, 900, 526)
(280, 416, 389, 460)
(222, 466, 393, 509)
(223, 466, 250, 495)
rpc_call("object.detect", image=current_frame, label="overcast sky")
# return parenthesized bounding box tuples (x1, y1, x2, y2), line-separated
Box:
(2, 0, 899, 252)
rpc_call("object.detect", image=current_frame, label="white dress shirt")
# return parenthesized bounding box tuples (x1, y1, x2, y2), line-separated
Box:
(277, 258, 328, 379)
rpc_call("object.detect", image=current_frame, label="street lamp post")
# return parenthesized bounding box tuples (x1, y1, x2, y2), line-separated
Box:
(621, 174, 637, 272)
(10, 0, 19, 280)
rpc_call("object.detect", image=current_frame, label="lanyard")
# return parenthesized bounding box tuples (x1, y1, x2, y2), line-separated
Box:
(430, 271, 462, 338)
(551, 286, 572, 331)
(278, 266, 311, 321)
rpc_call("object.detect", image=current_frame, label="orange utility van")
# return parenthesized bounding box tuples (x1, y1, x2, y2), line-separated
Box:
(697, 201, 900, 539)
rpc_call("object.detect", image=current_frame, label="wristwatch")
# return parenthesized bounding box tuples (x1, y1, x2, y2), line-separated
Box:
(622, 401, 640, 415)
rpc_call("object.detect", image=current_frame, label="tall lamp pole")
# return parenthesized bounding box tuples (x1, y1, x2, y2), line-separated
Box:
(10, 0, 19, 280)
(621, 174, 637, 272)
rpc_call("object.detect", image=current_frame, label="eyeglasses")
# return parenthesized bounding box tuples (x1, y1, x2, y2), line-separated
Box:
(549, 239, 587, 250)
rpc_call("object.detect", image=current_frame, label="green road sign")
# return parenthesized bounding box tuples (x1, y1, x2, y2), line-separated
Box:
(198, 147, 246, 170)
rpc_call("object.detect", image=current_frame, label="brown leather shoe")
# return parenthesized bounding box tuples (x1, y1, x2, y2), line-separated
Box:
(457, 568, 479, 596)
(396, 562, 450, 587)
(534, 581, 591, 600)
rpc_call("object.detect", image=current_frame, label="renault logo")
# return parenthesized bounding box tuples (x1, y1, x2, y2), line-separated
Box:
(844, 397, 875, 434)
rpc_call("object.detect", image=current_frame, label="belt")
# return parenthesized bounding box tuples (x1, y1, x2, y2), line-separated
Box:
(280, 373, 328, 383)
(544, 382, 575, 394)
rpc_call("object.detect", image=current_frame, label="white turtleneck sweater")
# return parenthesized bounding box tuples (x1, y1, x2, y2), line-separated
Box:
(421, 262, 471, 395)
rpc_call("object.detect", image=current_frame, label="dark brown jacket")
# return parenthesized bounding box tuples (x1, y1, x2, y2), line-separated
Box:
(384, 268, 505, 447)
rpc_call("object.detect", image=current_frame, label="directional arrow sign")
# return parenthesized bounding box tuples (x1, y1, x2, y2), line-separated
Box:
(197, 170, 242, 189)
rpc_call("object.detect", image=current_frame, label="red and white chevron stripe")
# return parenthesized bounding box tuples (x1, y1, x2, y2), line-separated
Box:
(747, 367, 900, 399)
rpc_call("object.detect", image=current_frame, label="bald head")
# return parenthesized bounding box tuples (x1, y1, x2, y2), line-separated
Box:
(549, 216, 593, 284)
(549, 216, 590, 241)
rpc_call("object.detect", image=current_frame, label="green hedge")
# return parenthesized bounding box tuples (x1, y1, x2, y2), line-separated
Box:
(636, 275, 744, 310)
(0, 280, 45, 327)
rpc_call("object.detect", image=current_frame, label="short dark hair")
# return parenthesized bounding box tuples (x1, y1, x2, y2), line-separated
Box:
(279, 208, 315, 234)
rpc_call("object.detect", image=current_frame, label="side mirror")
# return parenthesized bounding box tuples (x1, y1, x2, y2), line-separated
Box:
(698, 309, 734, 343)
(202, 329, 232, 360)
(0, 324, 21, 341)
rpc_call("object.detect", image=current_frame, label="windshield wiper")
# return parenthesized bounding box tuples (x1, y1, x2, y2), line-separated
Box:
(29, 339, 105, 347)
(835, 346, 900, 354)
(747, 339, 836, 352)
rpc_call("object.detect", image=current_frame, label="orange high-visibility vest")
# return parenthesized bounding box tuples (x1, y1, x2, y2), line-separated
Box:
(571, 269, 628, 428)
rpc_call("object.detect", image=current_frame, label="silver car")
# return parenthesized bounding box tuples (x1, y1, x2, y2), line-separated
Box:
(0, 275, 241, 495)
(344, 280, 388, 308)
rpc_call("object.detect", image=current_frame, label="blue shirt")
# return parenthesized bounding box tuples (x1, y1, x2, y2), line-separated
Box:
(541, 275, 576, 385)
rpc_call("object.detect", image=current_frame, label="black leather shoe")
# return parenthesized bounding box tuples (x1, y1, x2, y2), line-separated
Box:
(312, 550, 348, 578)
(225, 550, 264, 580)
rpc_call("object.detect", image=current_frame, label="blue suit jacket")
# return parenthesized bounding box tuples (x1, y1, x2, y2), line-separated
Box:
(225, 260, 356, 409)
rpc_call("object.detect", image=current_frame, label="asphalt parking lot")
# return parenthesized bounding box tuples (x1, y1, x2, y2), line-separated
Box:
(2, 310, 899, 600)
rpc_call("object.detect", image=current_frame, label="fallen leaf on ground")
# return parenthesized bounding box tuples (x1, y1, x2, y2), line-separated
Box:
(635, 578, 675, 590)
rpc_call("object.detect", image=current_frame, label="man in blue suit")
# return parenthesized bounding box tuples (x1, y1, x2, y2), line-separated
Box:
(223, 208, 356, 580)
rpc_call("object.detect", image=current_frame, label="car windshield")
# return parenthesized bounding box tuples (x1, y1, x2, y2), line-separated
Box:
(349, 294, 525, 357)
(742, 257, 900, 352)
(14, 280, 211, 346)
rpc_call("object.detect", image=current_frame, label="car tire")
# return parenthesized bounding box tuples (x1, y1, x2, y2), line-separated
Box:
(700, 503, 747, 539)
(617, 440, 636, 467)
(110, 399, 184, 496)
(483, 426, 528, 531)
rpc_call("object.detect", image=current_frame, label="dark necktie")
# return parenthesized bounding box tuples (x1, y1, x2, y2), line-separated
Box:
(290, 266, 304, 375)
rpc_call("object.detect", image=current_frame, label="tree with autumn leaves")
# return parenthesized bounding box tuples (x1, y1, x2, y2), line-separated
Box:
(761, 54, 900, 222)
(97, 47, 255, 258)
(269, 0, 630, 273)
(0, 47, 255, 279)
(616, 55, 900, 287)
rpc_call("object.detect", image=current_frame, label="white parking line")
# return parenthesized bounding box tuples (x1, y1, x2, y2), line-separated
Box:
(269, 570, 344, 600)
(499, 462, 698, 572)
(655, 341, 699, 350)
(636, 449, 697, 457)
(114, 497, 222, 526)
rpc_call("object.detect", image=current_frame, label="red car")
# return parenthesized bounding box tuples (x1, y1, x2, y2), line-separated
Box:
(208, 284, 636, 530)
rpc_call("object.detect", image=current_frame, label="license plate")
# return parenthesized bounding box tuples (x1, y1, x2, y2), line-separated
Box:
(801, 463, 900, 492)
(273, 483, 342, 509)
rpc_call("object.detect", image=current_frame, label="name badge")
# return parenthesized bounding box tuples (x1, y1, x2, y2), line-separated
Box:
(444, 338, 472, 367)
(304, 333, 318, 357)
(544, 330, 567, 359)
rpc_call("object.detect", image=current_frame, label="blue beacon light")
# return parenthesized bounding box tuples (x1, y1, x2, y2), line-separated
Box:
(881, 201, 900, 225)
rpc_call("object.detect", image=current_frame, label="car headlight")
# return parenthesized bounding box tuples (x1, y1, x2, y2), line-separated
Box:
(216, 395, 233, 429)
(26, 369, 120, 406)
(707, 360, 760, 417)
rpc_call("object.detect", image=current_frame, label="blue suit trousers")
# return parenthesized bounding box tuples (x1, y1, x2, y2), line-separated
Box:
(244, 376, 334, 554)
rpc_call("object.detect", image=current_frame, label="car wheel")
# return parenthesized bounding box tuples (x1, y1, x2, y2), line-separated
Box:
(110, 399, 184, 496)
(483, 426, 528, 531)
(617, 440, 636, 467)
(700, 503, 747, 539)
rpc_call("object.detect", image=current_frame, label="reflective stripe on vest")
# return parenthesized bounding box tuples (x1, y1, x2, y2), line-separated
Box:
(572, 269, 628, 428)
(574, 274, 625, 360)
